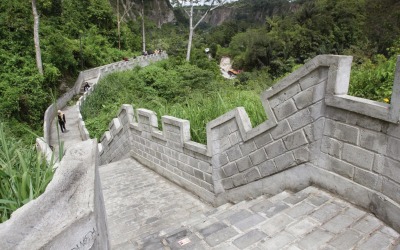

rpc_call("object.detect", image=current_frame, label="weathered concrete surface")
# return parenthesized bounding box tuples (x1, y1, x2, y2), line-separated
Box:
(0, 140, 109, 250)
(99, 158, 212, 249)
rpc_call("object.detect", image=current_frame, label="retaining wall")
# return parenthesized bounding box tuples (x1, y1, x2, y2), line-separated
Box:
(95, 55, 400, 232)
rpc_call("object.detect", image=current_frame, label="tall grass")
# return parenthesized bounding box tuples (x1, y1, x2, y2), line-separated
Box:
(0, 123, 54, 222)
(154, 91, 267, 143)
(349, 54, 395, 102)
(81, 60, 271, 143)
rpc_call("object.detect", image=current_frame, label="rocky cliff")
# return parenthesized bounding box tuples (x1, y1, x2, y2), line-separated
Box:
(109, 0, 298, 28)
(203, 0, 298, 26)
(109, 0, 175, 27)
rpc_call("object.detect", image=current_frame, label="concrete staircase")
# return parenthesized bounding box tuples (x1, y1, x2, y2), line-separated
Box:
(99, 158, 400, 250)
(159, 187, 400, 250)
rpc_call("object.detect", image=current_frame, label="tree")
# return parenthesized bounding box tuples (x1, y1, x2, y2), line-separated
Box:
(32, 0, 43, 75)
(141, 0, 146, 53)
(365, 0, 400, 55)
(116, 0, 135, 50)
(172, 0, 227, 61)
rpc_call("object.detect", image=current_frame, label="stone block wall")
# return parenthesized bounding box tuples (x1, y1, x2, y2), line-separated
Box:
(312, 106, 400, 230)
(97, 106, 215, 202)
(98, 105, 133, 163)
(93, 54, 400, 231)
(208, 67, 329, 195)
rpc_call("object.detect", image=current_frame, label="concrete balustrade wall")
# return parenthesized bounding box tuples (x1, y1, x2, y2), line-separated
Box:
(0, 140, 109, 250)
(96, 55, 400, 232)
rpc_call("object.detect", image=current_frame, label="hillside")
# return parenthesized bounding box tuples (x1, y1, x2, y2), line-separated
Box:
(1, 0, 400, 143)
(204, 0, 298, 26)
(109, 0, 175, 27)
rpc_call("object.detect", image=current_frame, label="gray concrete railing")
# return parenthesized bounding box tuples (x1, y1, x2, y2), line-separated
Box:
(0, 140, 108, 250)
(96, 55, 400, 233)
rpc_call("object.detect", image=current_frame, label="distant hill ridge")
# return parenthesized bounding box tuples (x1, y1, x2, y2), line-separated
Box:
(109, 0, 299, 27)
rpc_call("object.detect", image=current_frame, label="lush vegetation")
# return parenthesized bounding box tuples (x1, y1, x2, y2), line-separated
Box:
(0, 0, 141, 143)
(0, 0, 142, 221)
(349, 53, 397, 103)
(81, 0, 400, 143)
(2, 0, 400, 141)
(81, 59, 270, 143)
(204, 0, 400, 101)
(1, 0, 400, 222)
(0, 123, 54, 222)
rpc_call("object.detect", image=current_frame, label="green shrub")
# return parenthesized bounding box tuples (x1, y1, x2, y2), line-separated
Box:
(81, 59, 268, 143)
(0, 123, 54, 222)
(349, 54, 395, 102)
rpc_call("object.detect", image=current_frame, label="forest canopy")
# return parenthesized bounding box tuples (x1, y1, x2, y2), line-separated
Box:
(1, 0, 400, 222)
(1, 0, 400, 143)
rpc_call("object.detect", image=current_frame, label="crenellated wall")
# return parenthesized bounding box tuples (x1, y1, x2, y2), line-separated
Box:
(8, 53, 398, 249)
(96, 106, 215, 202)
(92, 55, 400, 232)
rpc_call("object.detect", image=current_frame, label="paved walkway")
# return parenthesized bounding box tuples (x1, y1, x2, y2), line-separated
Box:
(160, 187, 400, 250)
(49, 104, 82, 160)
(50, 79, 97, 159)
(99, 158, 212, 249)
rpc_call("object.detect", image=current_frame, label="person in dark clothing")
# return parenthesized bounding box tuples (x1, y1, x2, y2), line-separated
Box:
(83, 82, 90, 92)
(57, 110, 66, 133)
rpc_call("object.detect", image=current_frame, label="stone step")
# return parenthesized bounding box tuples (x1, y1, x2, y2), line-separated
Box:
(159, 186, 400, 249)
(158, 195, 274, 243)
(157, 191, 297, 249)
(100, 157, 400, 249)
